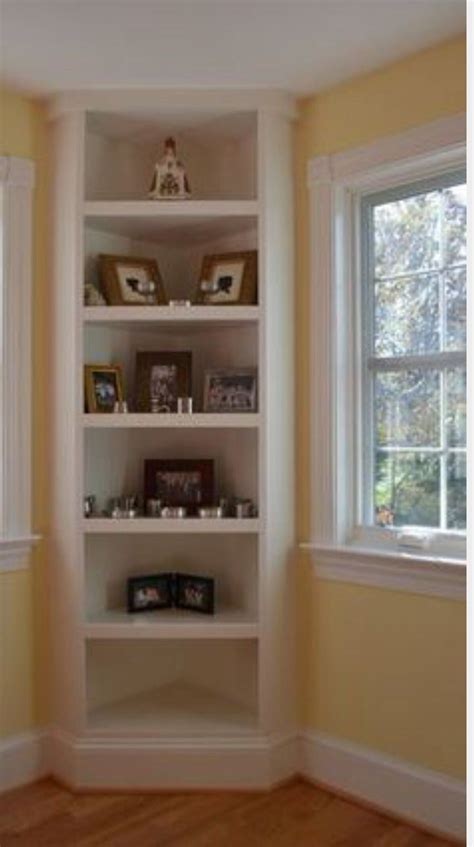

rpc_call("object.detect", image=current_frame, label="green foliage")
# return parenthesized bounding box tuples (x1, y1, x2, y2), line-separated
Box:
(370, 182, 466, 529)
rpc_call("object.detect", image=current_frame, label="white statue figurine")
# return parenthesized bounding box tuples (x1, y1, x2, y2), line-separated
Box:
(148, 137, 191, 200)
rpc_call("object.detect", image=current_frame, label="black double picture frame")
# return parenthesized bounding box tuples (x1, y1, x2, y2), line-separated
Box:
(127, 572, 214, 615)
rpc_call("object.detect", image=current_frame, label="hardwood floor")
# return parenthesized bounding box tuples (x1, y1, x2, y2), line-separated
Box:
(0, 778, 458, 846)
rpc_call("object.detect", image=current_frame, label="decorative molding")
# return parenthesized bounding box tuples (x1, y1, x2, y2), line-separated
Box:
(300, 731, 466, 841)
(0, 157, 35, 188)
(48, 89, 298, 121)
(0, 729, 49, 794)
(307, 113, 466, 187)
(300, 543, 466, 600)
(1, 725, 466, 840)
(0, 156, 36, 562)
(48, 729, 299, 790)
(306, 116, 467, 552)
(0, 536, 41, 573)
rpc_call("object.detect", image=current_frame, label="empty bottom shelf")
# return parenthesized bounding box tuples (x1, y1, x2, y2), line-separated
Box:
(87, 682, 259, 737)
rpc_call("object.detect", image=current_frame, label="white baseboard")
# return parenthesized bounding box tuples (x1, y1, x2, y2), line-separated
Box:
(300, 730, 466, 841)
(1, 726, 466, 841)
(49, 728, 299, 790)
(0, 729, 49, 793)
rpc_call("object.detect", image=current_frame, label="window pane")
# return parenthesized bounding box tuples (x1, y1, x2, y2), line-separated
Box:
(374, 274, 439, 356)
(374, 191, 439, 278)
(375, 453, 440, 528)
(445, 267, 466, 351)
(444, 183, 466, 266)
(446, 368, 466, 448)
(375, 370, 439, 447)
(447, 452, 466, 530)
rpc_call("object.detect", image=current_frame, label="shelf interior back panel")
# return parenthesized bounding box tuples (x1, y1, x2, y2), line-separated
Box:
(85, 533, 258, 619)
(84, 428, 258, 512)
(85, 110, 258, 202)
(84, 322, 259, 413)
(86, 639, 259, 731)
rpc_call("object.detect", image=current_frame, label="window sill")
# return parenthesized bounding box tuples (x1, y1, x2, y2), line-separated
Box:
(0, 536, 41, 573)
(299, 542, 466, 600)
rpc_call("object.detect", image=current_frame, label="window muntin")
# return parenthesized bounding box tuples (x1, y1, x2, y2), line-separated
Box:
(361, 172, 466, 532)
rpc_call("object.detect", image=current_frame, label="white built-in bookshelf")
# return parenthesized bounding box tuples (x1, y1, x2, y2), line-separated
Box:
(49, 90, 296, 788)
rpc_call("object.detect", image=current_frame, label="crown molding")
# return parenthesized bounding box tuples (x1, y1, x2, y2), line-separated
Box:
(307, 112, 465, 188)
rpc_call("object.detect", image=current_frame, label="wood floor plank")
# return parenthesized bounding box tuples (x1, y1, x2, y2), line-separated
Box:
(0, 778, 460, 847)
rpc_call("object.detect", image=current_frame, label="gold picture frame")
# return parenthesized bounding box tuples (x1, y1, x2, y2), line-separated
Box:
(85, 364, 124, 413)
(195, 250, 257, 305)
(99, 254, 167, 306)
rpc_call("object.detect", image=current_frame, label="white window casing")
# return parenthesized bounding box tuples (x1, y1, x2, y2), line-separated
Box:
(0, 156, 40, 571)
(302, 113, 466, 599)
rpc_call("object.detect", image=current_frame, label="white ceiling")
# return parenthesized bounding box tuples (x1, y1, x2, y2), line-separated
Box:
(0, 0, 465, 97)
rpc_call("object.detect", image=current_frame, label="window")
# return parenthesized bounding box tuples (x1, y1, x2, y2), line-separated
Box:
(361, 172, 466, 534)
(304, 115, 466, 595)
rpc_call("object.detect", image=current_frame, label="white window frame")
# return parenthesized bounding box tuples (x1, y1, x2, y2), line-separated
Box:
(301, 114, 466, 600)
(0, 156, 40, 571)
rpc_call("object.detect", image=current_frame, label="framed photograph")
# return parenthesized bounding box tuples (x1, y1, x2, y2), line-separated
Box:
(135, 351, 192, 413)
(144, 459, 214, 515)
(203, 369, 257, 413)
(195, 251, 257, 305)
(99, 254, 167, 306)
(127, 574, 173, 613)
(84, 364, 124, 413)
(176, 573, 214, 615)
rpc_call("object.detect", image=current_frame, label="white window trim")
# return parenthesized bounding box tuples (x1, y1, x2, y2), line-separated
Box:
(0, 156, 40, 572)
(302, 113, 466, 599)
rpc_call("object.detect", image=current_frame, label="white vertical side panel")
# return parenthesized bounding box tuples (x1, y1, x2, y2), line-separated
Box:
(49, 112, 86, 734)
(258, 110, 296, 736)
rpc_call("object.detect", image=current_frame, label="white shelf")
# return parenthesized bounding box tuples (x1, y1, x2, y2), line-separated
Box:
(84, 200, 258, 242)
(84, 608, 259, 640)
(84, 200, 259, 217)
(86, 682, 259, 737)
(83, 305, 260, 329)
(83, 518, 260, 534)
(83, 413, 260, 429)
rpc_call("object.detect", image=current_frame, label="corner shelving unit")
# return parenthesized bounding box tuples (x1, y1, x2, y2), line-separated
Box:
(49, 90, 296, 788)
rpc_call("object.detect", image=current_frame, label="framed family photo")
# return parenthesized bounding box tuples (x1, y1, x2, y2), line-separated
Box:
(176, 574, 214, 615)
(127, 574, 173, 613)
(195, 250, 257, 305)
(144, 459, 214, 514)
(203, 369, 257, 413)
(99, 254, 167, 306)
(85, 364, 124, 413)
(135, 351, 192, 413)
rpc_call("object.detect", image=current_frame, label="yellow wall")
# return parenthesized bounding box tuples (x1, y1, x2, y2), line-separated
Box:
(0, 88, 49, 736)
(296, 35, 466, 780)
(0, 36, 466, 781)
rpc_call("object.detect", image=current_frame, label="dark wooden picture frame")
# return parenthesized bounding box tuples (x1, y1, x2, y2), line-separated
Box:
(84, 364, 124, 413)
(127, 574, 173, 613)
(99, 254, 167, 306)
(135, 351, 192, 413)
(195, 250, 258, 305)
(144, 459, 214, 515)
(176, 573, 214, 615)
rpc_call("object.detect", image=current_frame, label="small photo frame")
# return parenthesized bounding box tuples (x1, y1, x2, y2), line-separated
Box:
(135, 351, 192, 413)
(144, 459, 214, 515)
(203, 369, 257, 413)
(99, 254, 167, 306)
(127, 574, 173, 613)
(85, 364, 124, 413)
(195, 251, 257, 305)
(176, 573, 214, 615)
